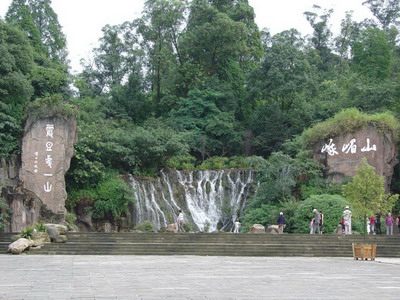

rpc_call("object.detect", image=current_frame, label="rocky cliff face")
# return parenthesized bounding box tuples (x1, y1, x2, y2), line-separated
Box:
(0, 155, 19, 187)
(19, 116, 77, 219)
(313, 125, 397, 191)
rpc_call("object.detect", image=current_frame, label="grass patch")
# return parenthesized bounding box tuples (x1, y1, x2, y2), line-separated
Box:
(301, 108, 399, 148)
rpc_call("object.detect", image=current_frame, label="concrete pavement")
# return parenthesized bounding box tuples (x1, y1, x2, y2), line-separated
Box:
(0, 255, 399, 299)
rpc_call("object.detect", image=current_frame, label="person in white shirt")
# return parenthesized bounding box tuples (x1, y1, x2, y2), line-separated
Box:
(343, 206, 352, 234)
(234, 219, 241, 233)
(177, 210, 185, 233)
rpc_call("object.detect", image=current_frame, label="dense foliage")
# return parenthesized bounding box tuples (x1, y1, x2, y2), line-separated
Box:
(2, 0, 400, 227)
(342, 159, 398, 234)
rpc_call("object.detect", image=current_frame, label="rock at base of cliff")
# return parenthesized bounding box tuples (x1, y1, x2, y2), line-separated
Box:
(266, 225, 279, 234)
(249, 224, 265, 234)
(8, 238, 34, 254)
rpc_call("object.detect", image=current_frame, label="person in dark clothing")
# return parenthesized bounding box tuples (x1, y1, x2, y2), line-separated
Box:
(277, 212, 286, 234)
(375, 213, 381, 234)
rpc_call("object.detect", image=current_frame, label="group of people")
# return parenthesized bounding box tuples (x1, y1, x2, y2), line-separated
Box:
(175, 207, 400, 234)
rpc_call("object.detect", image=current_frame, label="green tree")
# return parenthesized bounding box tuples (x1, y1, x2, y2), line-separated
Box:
(342, 159, 398, 234)
(6, 0, 70, 98)
(362, 0, 400, 30)
(135, 0, 188, 111)
(80, 23, 144, 95)
(351, 28, 394, 81)
(0, 21, 34, 157)
(6, 0, 67, 63)
(304, 5, 338, 75)
(169, 89, 242, 159)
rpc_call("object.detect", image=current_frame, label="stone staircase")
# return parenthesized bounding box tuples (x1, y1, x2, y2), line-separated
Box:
(1, 232, 399, 257)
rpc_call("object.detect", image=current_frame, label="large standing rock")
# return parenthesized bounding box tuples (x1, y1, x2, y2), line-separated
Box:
(8, 238, 34, 254)
(19, 116, 76, 219)
(249, 224, 265, 234)
(266, 225, 280, 234)
(313, 125, 397, 191)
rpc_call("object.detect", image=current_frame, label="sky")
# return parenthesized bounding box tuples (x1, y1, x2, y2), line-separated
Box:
(0, 0, 374, 73)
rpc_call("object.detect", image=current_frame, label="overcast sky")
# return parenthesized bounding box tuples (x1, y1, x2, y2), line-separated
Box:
(0, 0, 373, 73)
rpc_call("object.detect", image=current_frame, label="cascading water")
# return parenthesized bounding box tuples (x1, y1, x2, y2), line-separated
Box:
(129, 169, 255, 232)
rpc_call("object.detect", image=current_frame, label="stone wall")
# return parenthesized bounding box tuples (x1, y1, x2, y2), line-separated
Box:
(313, 125, 397, 191)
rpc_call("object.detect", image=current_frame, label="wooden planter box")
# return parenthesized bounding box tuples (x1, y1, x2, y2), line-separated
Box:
(352, 243, 377, 260)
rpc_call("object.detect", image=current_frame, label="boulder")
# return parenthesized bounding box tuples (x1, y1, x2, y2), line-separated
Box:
(31, 231, 50, 246)
(334, 225, 343, 235)
(45, 224, 67, 235)
(162, 223, 178, 233)
(249, 224, 265, 234)
(266, 225, 279, 234)
(8, 238, 34, 254)
(55, 235, 67, 243)
(46, 226, 59, 242)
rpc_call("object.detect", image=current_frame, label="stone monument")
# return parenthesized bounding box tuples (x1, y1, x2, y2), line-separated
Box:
(19, 115, 76, 222)
(312, 125, 397, 191)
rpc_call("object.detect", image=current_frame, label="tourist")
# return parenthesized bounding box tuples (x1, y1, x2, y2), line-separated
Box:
(311, 209, 320, 234)
(375, 213, 381, 234)
(340, 218, 345, 234)
(343, 206, 352, 234)
(369, 216, 375, 235)
(397, 214, 400, 235)
(177, 210, 185, 233)
(309, 218, 315, 234)
(386, 213, 394, 235)
(319, 210, 324, 234)
(277, 212, 285, 234)
(233, 219, 241, 233)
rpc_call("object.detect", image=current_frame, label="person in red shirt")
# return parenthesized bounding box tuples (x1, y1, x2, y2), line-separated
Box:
(369, 216, 376, 235)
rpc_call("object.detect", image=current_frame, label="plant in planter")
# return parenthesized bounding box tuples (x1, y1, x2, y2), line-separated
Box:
(342, 159, 398, 260)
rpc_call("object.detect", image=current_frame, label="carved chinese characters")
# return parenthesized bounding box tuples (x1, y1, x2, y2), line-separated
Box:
(20, 116, 76, 217)
(313, 125, 397, 191)
(321, 138, 377, 156)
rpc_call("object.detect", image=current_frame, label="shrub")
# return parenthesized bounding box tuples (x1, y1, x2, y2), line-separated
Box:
(183, 223, 193, 233)
(67, 171, 135, 223)
(293, 194, 349, 234)
(20, 226, 34, 239)
(242, 200, 301, 233)
(135, 221, 154, 232)
(165, 155, 196, 170)
(34, 222, 47, 233)
(27, 94, 78, 120)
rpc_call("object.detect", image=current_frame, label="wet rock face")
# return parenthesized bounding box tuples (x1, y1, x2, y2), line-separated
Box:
(0, 155, 19, 187)
(19, 116, 76, 217)
(312, 125, 398, 191)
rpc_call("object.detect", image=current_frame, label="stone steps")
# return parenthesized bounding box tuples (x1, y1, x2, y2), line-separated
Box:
(1, 232, 399, 257)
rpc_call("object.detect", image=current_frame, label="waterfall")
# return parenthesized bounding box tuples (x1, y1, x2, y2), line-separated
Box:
(129, 169, 255, 232)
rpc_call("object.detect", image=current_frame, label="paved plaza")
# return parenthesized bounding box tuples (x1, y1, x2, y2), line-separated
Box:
(0, 255, 399, 299)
